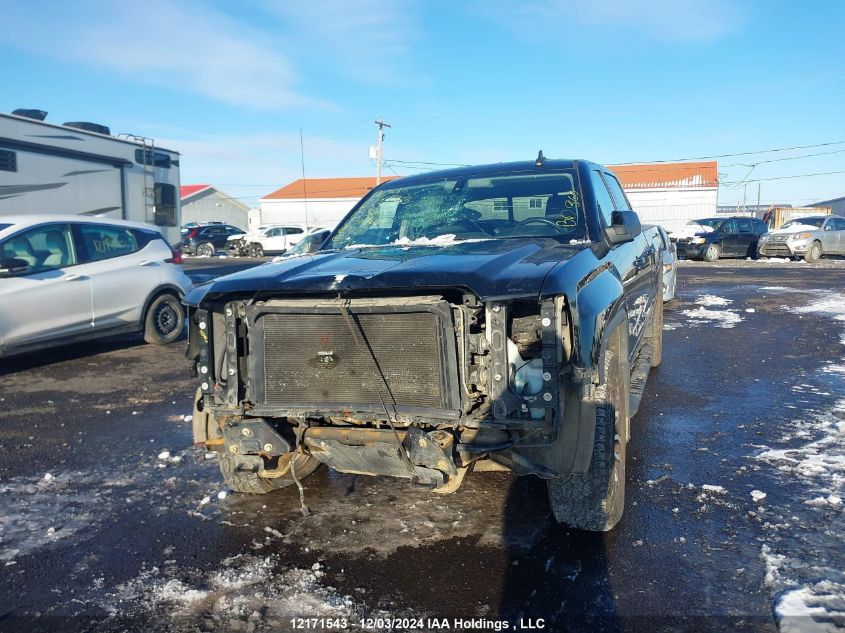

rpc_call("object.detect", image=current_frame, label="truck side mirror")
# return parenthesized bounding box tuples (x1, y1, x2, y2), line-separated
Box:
(605, 211, 641, 245)
(0, 257, 30, 277)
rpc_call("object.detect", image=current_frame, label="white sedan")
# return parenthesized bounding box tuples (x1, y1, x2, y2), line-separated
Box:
(0, 215, 192, 357)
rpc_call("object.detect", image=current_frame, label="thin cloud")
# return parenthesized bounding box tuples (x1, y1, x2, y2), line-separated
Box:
(493, 0, 741, 42)
(261, 0, 418, 83)
(0, 0, 326, 110)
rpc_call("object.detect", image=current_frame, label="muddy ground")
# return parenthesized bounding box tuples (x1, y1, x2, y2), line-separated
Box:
(0, 259, 843, 632)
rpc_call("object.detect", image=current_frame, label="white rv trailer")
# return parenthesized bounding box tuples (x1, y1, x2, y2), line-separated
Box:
(0, 111, 181, 244)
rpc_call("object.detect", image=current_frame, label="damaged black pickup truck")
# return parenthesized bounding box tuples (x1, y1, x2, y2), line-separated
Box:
(185, 156, 663, 531)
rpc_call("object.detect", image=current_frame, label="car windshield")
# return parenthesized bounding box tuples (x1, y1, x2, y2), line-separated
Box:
(782, 217, 825, 229)
(288, 231, 328, 255)
(690, 219, 722, 229)
(326, 170, 585, 249)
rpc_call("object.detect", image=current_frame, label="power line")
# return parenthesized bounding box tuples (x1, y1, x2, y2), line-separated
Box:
(720, 169, 845, 184)
(613, 140, 845, 164)
(721, 147, 845, 168)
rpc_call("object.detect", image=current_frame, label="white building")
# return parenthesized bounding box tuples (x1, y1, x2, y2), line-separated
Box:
(258, 177, 398, 231)
(608, 161, 719, 231)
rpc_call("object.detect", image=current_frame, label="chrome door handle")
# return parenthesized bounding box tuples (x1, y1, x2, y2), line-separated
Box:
(138, 260, 157, 266)
(65, 274, 87, 281)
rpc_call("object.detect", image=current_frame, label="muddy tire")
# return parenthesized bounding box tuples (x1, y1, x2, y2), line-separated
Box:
(803, 241, 822, 263)
(143, 293, 184, 345)
(217, 450, 321, 494)
(547, 325, 629, 531)
(196, 242, 215, 257)
(703, 243, 720, 262)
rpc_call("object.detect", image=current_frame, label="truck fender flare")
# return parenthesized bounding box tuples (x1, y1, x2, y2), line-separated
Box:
(574, 267, 625, 372)
(565, 309, 628, 474)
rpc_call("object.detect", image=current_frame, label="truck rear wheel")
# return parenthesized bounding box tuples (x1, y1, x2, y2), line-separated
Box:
(547, 325, 629, 531)
(217, 450, 321, 494)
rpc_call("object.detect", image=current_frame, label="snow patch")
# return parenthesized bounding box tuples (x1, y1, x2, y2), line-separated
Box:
(681, 306, 743, 329)
(695, 295, 732, 307)
(105, 554, 368, 630)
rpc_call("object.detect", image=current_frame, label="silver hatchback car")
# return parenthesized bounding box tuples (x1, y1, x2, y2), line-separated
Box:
(758, 215, 845, 262)
(0, 215, 193, 357)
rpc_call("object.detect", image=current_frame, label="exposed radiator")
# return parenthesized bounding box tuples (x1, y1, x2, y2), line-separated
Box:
(259, 309, 451, 410)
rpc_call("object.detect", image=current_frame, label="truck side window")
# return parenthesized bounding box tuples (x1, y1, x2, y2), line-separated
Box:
(602, 173, 632, 211)
(590, 170, 616, 227)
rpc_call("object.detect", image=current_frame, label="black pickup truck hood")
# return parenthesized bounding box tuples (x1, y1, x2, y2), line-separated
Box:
(186, 237, 584, 305)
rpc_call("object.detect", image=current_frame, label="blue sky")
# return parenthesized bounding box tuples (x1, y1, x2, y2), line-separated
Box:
(2, 0, 843, 208)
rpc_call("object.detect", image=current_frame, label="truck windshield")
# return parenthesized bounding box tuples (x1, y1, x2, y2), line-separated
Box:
(782, 217, 825, 229)
(327, 170, 584, 249)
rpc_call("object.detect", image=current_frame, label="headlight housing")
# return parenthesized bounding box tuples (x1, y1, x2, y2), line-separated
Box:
(790, 232, 813, 241)
(691, 237, 706, 244)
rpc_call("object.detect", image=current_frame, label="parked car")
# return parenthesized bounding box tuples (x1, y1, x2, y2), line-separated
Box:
(178, 223, 245, 257)
(757, 215, 845, 262)
(669, 216, 768, 261)
(225, 225, 283, 257)
(0, 215, 192, 357)
(237, 225, 306, 257)
(647, 224, 677, 301)
(186, 157, 665, 532)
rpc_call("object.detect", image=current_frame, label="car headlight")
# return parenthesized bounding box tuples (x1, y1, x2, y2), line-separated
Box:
(790, 232, 813, 241)
(691, 237, 706, 244)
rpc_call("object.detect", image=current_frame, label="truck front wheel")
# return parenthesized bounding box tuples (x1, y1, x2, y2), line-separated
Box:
(547, 325, 629, 531)
(217, 450, 321, 494)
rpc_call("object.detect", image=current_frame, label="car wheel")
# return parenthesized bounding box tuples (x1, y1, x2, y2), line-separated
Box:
(703, 243, 720, 262)
(196, 242, 215, 257)
(803, 241, 822, 263)
(143, 293, 184, 345)
(217, 450, 321, 494)
(547, 324, 629, 531)
(249, 243, 264, 258)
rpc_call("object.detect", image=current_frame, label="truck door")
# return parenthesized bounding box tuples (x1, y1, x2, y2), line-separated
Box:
(595, 171, 656, 362)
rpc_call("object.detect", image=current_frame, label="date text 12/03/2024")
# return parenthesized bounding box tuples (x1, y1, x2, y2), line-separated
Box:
(290, 617, 547, 630)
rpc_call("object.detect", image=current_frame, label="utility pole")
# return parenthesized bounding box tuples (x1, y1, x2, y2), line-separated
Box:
(374, 119, 391, 185)
(299, 128, 310, 231)
(756, 182, 761, 212)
